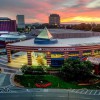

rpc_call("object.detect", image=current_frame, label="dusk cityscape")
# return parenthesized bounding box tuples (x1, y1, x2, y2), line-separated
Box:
(0, 0, 100, 100)
(0, 0, 100, 23)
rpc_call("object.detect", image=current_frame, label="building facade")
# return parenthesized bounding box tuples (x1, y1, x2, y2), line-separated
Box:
(0, 17, 16, 32)
(6, 28, 100, 74)
(0, 34, 26, 47)
(49, 14, 60, 25)
(32, 29, 100, 39)
(16, 15, 25, 28)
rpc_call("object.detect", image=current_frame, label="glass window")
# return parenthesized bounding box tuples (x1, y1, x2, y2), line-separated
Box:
(94, 49, 100, 55)
(83, 50, 91, 56)
(51, 52, 64, 58)
(68, 51, 79, 57)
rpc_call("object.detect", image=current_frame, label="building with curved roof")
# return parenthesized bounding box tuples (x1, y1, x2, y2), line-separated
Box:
(32, 29, 100, 38)
(0, 34, 26, 47)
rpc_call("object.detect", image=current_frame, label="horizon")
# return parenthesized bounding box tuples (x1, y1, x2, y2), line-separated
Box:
(0, 0, 100, 24)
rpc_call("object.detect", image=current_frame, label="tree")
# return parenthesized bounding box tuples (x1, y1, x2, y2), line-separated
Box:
(37, 56, 45, 66)
(21, 65, 45, 75)
(17, 28, 25, 33)
(60, 58, 94, 81)
(36, 56, 48, 72)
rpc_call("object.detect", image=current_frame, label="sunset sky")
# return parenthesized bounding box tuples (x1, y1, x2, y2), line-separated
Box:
(0, 0, 100, 23)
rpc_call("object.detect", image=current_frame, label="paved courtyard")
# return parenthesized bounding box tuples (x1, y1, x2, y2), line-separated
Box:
(0, 51, 47, 68)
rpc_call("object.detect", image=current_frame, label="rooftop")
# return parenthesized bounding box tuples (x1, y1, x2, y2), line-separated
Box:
(0, 31, 9, 34)
(0, 34, 26, 41)
(37, 29, 100, 34)
(9, 36, 100, 47)
(0, 17, 11, 20)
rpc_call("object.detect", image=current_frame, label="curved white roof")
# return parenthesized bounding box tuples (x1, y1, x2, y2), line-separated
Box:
(0, 34, 26, 41)
(10, 36, 100, 47)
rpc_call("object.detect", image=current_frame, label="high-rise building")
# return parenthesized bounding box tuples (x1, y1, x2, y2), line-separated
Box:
(49, 14, 60, 25)
(16, 15, 25, 28)
(0, 17, 16, 32)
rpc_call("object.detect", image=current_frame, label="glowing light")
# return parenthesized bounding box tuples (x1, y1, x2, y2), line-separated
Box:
(61, 16, 100, 23)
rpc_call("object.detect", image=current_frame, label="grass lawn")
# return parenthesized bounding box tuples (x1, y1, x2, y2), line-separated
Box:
(14, 75, 100, 89)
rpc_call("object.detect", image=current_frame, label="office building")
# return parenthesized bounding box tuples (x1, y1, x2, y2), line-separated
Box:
(0, 17, 16, 32)
(16, 15, 25, 28)
(49, 14, 60, 25)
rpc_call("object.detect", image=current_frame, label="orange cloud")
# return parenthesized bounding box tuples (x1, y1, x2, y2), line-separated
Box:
(61, 16, 100, 23)
(0, 0, 100, 23)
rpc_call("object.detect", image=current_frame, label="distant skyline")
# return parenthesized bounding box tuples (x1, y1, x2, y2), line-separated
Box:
(0, 0, 100, 23)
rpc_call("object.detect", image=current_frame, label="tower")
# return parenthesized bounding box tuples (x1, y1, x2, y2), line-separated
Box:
(49, 14, 60, 25)
(16, 15, 25, 28)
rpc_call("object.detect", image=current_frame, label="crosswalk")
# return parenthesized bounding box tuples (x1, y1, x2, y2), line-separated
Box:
(68, 89, 100, 95)
(0, 55, 9, 67)
(0, 55, 18, 74)
(0, 87, 16, 93)
(0, 55, 16, 68)
(0, 52, 27, 69)
(1, 88, 100, 95)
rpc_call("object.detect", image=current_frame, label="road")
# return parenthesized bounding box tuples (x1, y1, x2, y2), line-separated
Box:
(0, 89, 100, 100)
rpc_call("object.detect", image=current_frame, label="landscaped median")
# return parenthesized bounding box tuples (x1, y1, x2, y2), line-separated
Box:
(13, 58, 100, 89)
(14, 74, 99, 89)
(14, 75, 70, 88)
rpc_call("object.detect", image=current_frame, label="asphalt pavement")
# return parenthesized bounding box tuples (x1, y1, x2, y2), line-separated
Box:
(0, 89, 100, 100)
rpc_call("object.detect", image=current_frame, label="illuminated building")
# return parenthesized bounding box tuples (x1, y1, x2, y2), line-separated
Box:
(6, 28, 100, 73)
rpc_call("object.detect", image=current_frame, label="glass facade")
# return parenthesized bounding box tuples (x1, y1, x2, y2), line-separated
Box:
(68, 51, 79, 57)
(51, 52, 64, 58)
(94, 49, 100, 55)
(0, 19, 16, 32)
(51, 52, 64, 67)
(83, 50, 91, 56)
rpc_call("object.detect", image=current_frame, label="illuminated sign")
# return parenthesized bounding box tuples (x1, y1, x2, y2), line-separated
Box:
(37, 48, 76, 51)
(66, 48, 75, 51)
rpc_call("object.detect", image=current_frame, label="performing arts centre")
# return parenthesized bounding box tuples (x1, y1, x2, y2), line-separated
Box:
(6, 28, 100, 70)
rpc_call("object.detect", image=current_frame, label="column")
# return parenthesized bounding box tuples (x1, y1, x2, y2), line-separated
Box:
(46, 52, 51, 66)
(6, 45, 12, 63)
(27, 51, 32, 65)
(64, 51, 68, 60)
(91, 49, 94, 56)
(79, 50, 83, 58)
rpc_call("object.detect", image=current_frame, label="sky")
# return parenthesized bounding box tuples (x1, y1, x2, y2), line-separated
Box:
(0, 0, 100, 23)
